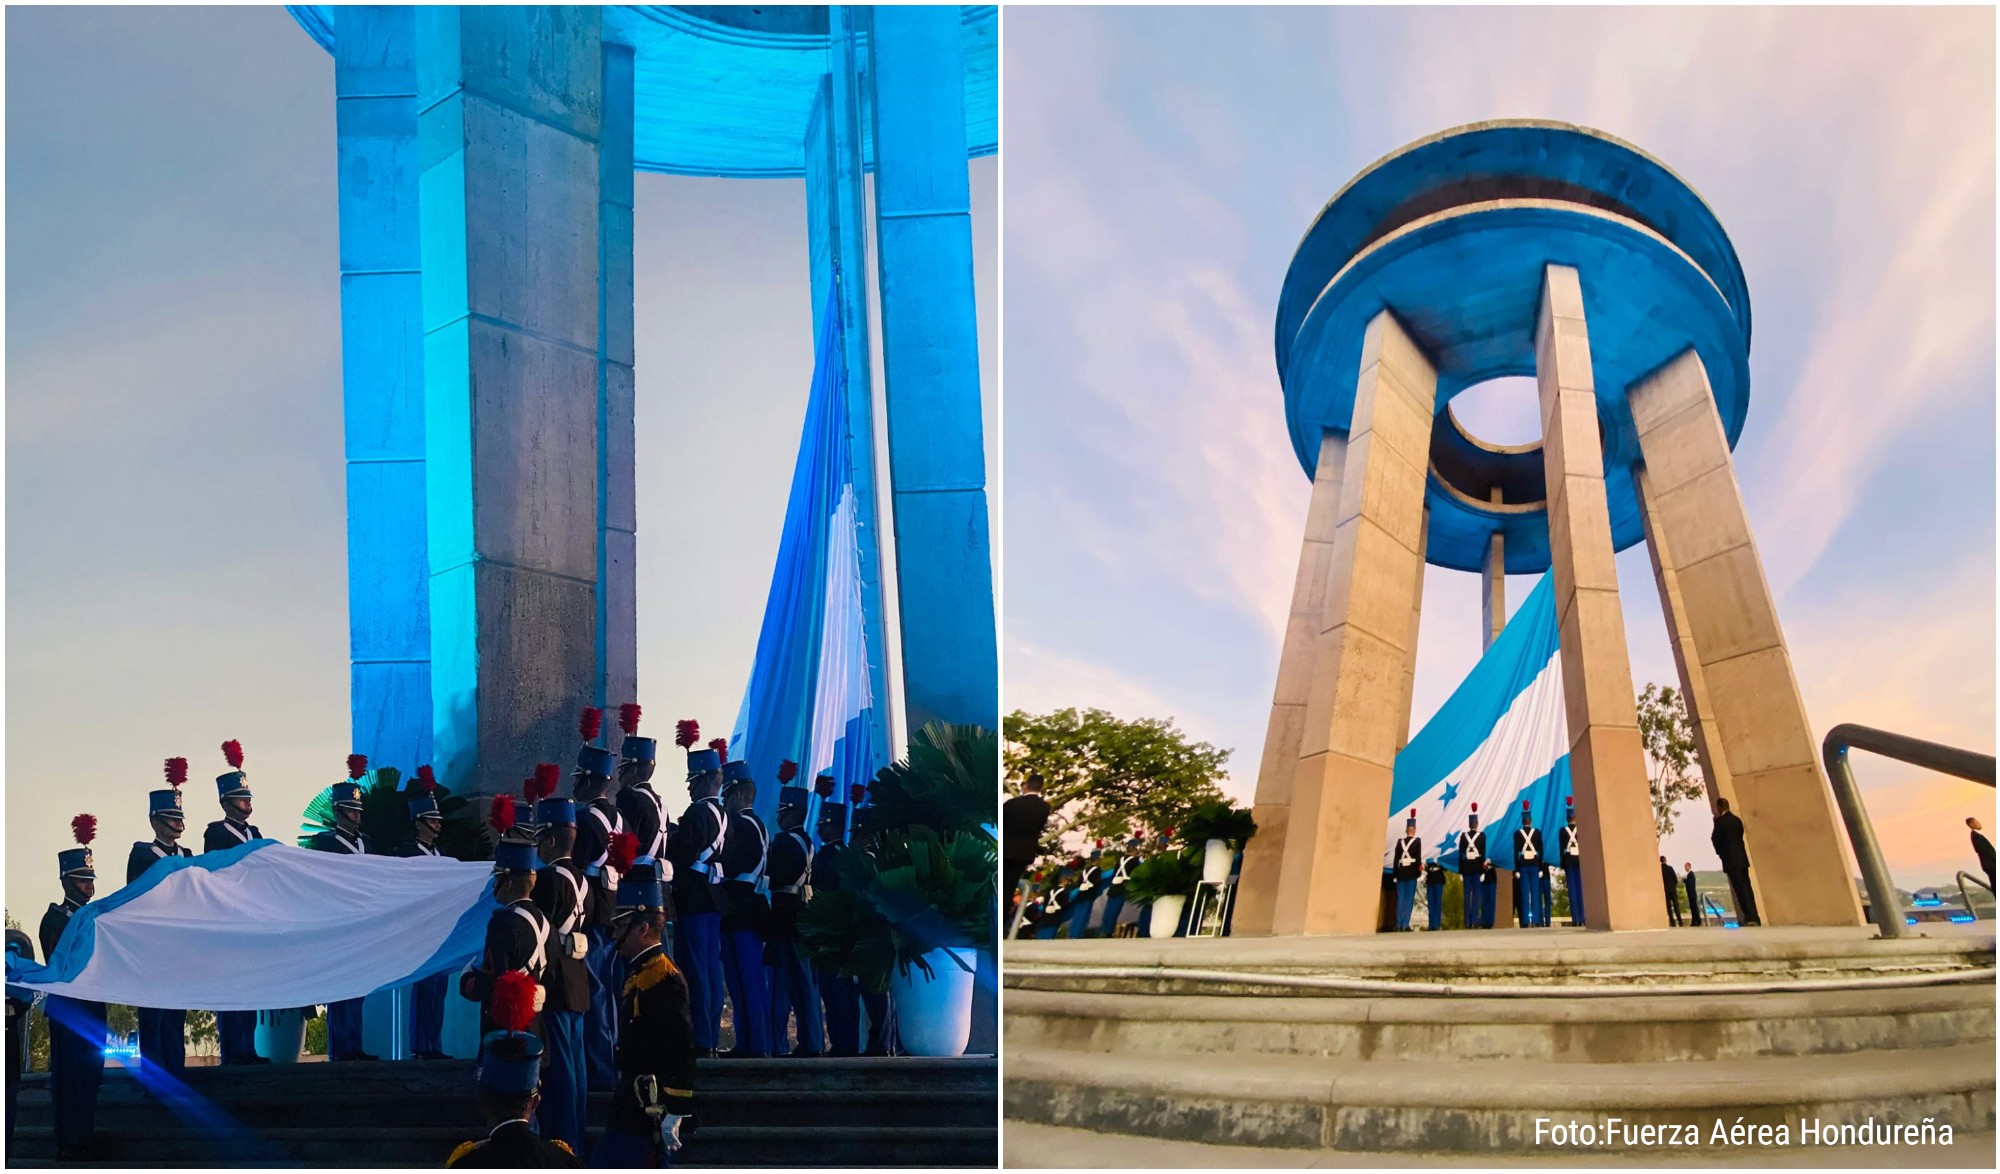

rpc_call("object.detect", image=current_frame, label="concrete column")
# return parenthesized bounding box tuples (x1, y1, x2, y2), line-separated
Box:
(1270, 310, 1437, 936)
(1535, 264, 1664, 930)
(416, 7, 609, 797)
(869, 5, 999, 733)
(1398, 507, 1428, 752)
(598, 39, 637, 712)
(1235, 431, 1347, 937)
(335, 6, 430, 772)
(1482, 493, 1506, 651)
(1629, 350, 1860, 926)
(805, 6, 893, 771)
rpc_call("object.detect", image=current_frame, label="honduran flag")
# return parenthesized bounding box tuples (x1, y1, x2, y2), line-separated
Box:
(1386, 572, 1574, 874)
(5, 840, 491, 1010)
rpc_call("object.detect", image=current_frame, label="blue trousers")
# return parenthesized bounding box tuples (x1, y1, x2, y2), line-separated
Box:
(1100, 894, 1125, 933)
(1066, 894, 1097, 938)
(1563, 863, 1585, 925)
(1518, 867, 1548, 927)
(720, 928, 773, 1056)
(676, 912, 724, 1052)
(409, 971, 448, 1056)
(1393, 877, 1416, 929)
(584, 926, 621, 1088)
(1426, 881, 1445, 930)
(48, 996, 104, 1152)
(768, 934, 824, 1055)
(862, 990, 892, 1056)
(814, 966, 863, 1056)
(328, 997, 366, 1059)
(137, 1007, 185, 1077)
(218, 1009, 259, 1064)
(537, 1008, 586, 1155)
(591, 1124, 666, 1167)
(1480, 874, 1497, 928)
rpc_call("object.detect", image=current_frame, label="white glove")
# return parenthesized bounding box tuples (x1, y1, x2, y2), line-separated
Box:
(531, 983, 546, 1013)
(659, 1113, 687, 1155)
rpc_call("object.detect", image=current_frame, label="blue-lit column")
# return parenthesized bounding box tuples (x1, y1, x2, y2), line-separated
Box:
(868, 5, 999, 734)
(334, 6, 430, 772)
(599, 39, 638, 711)
(805, 4, 894, 774)
(415, 6, 609, 796)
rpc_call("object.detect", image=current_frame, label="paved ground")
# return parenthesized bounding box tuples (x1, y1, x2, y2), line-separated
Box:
(1002, 1122, 1999, 1169)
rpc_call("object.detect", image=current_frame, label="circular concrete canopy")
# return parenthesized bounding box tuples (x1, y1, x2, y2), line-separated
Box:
(289, 5, 997, 179)
(1276, 121, 1752, 575)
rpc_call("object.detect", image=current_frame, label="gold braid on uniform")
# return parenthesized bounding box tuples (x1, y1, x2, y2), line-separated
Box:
(446, 1140, 482, 1166)
(552, 1139, 574, 1157)
(622, 951, 680, 1002)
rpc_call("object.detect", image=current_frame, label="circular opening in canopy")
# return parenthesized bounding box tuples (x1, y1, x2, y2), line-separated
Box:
(1448, 376, 1542, 448)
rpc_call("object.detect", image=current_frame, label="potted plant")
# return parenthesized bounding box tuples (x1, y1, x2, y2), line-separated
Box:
(1179, 799, 1258, 885)
(1124, 849, 1203, 938)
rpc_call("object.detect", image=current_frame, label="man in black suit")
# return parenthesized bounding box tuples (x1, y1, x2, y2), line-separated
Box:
(1683, 862, 1704, 927)
(1003, 779, 1052, 916)
(1660, 856, 1683, 926)
(1969, 817, 1995, 895)
(1710, 798, 1760, 926)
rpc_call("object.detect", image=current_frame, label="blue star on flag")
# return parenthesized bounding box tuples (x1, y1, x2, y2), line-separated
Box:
(1440, 781, 1460, 808)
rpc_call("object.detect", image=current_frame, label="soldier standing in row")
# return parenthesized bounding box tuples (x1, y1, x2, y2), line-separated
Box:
(1456, 804, 1491, 929)
(809, 794, 865, 1055)
(42, 815, 106, 1161)
(719, 761, 774, 1057)
(572, 708, 626, 1088)
(447, 970, 577, 1168)
(129, 757, 193, 1076)
(1390, 811, 1421, 931)
(666, 726, 730, 1057)
(848, 784, 892, 1056)
(615, 705, 668, 895)
(598, 860, 699, 1168)
(764, 766, 823, 1057)
(309, 756, 378, 1061)
(7, 929, 35, 1160)
(398, 766, 454, 1059)
(1558, 798, 1584, 927)
(1514, 801, 1548, 928)
(530, 765, 593, 1157)
(467, 798, 549, 1041)
(1100, 836, 1140, 934)
(204, 739, 268, 1065)
(1066, 843, 1106, 940)
(1423, 856, 1447, 931)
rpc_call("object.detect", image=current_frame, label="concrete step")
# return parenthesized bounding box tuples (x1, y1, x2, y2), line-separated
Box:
(1004, 1042, 1997, 1152)
(1004, 983, 1995, 1064)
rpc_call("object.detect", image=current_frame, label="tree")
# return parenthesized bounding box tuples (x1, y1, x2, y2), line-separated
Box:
(1003, 708, 1231, 852)
(1637, 683, 1705, 838)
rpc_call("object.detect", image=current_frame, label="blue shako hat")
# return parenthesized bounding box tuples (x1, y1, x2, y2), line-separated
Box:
(616, 704, 656, 763)
(536, 797, 577, 828)
(685, 748, 721, 777)
(407, 766, 442, 820)
(777, 785, 812, 811)
(723, 760, 753, 784)
(216, 739, 251, 799)
(576, 744, 616, 777)
(613, 860, 664, 916)
(152, 756, 190, 820)
(332, 781, 366, 815)
(59, 814, 97, 881)
(477, 1029, 544, 1097)
(493, 838, 540, 876)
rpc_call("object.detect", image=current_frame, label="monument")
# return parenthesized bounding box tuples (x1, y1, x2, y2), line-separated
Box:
(1233, 120, 1860, 935)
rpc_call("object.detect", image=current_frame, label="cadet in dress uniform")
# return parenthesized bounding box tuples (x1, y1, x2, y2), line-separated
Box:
(1457, 804, 1492, 930)
(846, 784, 892, 1057)
(717, 763, 774, 1057)
(1067, 844, 1106, 940)
(1423, 857, 1447, 931)
(7, 929, 35, 1160)
(808, 797, 865, 1055)
(129, 757, 194, 1075)
(43, 816, 106, 1160)
(465, 800, 550, 1041)
(1391, 812, 1422, 931)
(595, 861, 699, 1168)
(203, 740, 268, 1065)
(665, 730, 730, 1057)
(531, 766, 597, 1157)
(1514, 801, 1549, 928)
(614, 705, 672, 943)
(397, 766, 454, 1059)
(763, 767, 824, 1057)
(1558, 797, 1584, 927)
(1102, 837, 1141, 935)
(572, 708, 626, 1090)
(447, 970, 578, 1168)
(309, 759, 378, 1060)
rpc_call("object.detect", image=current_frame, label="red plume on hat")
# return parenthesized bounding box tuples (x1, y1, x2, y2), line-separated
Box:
(619, 703, 642, 735)
(164, 758, 189, 789)
(608, 832, 638, 874)
(1094, 838, 1105, 849)
(222, 740, 245, 769)
(347, 754, 369, 780)
(814, 775, 835, 799)
(708, 738, 729, 764)
(1470, 802, 1478, 813)
(1522, 800, 1531, 812)
(675, 720, 700, 749)
(488, 794, 517, 835)
(490, 970, 537, 1035)
(415, 765, 438, 795)
(71, 814, 97, 846)
(850, 784, 866, 804)
(579, 707, 603, 742)
(777, 760, 798, 783)
(529, 763, 561, 802)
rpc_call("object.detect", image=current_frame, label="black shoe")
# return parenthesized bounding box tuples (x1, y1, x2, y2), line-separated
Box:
(336, 1051, 382, 1062)
(247, 1055, 273, 1065)
(413, 1050, 451, 1061)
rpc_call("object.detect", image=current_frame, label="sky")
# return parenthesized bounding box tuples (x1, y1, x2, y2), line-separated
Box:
(1003, 5, 1995, 890)
(4, 6, 995, 921)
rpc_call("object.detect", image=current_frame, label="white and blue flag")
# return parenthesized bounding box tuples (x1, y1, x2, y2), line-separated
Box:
(1388, 572, 1574, 873)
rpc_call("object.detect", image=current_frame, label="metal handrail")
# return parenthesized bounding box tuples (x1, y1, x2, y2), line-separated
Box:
(1956, 870, 1995, 921)
(1822, 723, 1997, 939)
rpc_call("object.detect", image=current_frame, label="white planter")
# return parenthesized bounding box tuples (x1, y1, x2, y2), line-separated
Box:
(1202, 839, 1233, 884)
(892, 947, 977, 1057)
(1149, 893, 1188, 938)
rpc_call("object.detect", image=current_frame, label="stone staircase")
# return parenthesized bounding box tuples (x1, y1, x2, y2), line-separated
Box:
(12, 1054, 997, 1167)
(1004, 926, 1996, 1156)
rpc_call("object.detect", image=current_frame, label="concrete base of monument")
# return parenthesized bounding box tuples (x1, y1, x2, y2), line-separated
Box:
(11, 1055, 997, 1167)
(1003, 925, 1995, 1163)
